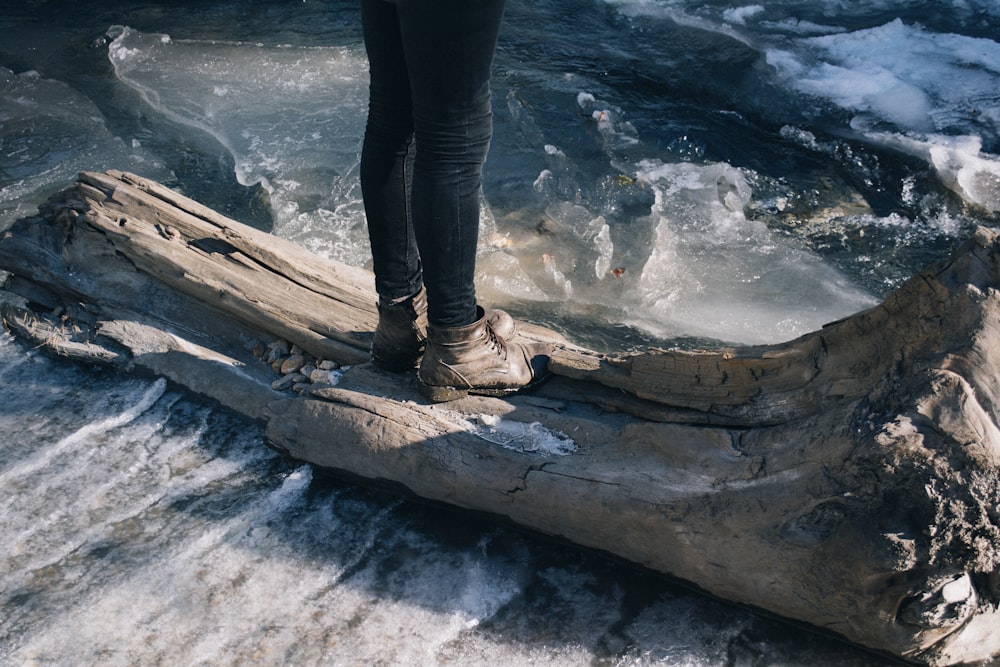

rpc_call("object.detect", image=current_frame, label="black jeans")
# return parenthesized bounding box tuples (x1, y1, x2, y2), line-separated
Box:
(360, 0, 506, 328)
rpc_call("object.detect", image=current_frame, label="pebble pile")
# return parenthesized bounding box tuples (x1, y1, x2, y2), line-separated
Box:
(251, 338, 344, 394)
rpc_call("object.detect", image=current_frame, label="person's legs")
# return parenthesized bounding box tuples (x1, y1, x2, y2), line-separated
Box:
(361, 0, 517, 372)
(361, 0, 550, 395)
(360, 0, 427, 371)
(395, 0, 506, 328)
(388, 0, 552, 400)
(360, 0, 422, 303)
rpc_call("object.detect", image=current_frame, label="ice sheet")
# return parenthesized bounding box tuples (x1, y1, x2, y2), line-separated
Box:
(0, 67, 172, 229)
(99, 12, 995, 349)
(107, 25, 371, 262)
(489, 90, 878, 344)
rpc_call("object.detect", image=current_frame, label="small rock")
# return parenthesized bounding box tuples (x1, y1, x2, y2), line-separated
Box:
(280, 354, 306, 375)
(310, 369, 342, 386)
(252, 341, 266, 359)
(293, 383, 311, 393)
(266, 339, 290, 363)
(317, 359, 340, 371)
(268, 338, 291, 353)
(271, 374, 297, 391)
(300, 364, 317, 378)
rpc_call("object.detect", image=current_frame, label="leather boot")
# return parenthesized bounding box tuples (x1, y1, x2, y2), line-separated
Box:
(418, 307, 552, 402)
(371, 287, 429, 372)
(372, 288, 517, 372)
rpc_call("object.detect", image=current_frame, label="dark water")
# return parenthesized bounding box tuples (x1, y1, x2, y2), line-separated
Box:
(2, 0, 999, 664)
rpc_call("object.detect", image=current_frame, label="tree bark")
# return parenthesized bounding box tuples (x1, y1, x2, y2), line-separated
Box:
(2, 171, 999, 665)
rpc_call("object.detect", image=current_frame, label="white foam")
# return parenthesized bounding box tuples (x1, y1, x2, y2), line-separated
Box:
(759, 19, 847, 36)
(764, 19, 1000, 208)
(872, 132, 1000, 212)
(723, 5, 764, 25)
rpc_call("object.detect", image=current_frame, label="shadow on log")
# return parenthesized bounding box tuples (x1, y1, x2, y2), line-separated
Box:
(2, 171, 999, 665)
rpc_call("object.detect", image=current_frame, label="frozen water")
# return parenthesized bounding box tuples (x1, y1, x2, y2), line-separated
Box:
(108, 25, 371, 262)
(871, 133, 1000, 212)
(97, 10, 1000, 345)
(0, 67, 171, 229)
(469, 413, 577, 456)
(104, 25, 882, 345)
(490, 95, 878, 343)
(602, 3, 1000, 214)
(629, 160, 876, 343)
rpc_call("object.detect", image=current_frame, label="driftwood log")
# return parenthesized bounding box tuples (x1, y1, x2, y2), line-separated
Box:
(2, 170, 999, 665)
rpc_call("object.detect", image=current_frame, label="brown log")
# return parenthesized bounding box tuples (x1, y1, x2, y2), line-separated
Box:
(1, 170, 999, 666)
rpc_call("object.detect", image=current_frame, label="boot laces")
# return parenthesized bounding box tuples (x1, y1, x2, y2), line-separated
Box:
(484, 321, 508, 360)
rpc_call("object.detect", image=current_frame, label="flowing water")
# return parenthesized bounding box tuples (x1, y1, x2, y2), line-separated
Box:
(2, 0, 999, 664)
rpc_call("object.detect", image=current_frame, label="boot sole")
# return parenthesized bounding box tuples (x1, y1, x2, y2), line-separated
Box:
(418, 373, 549, 403)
